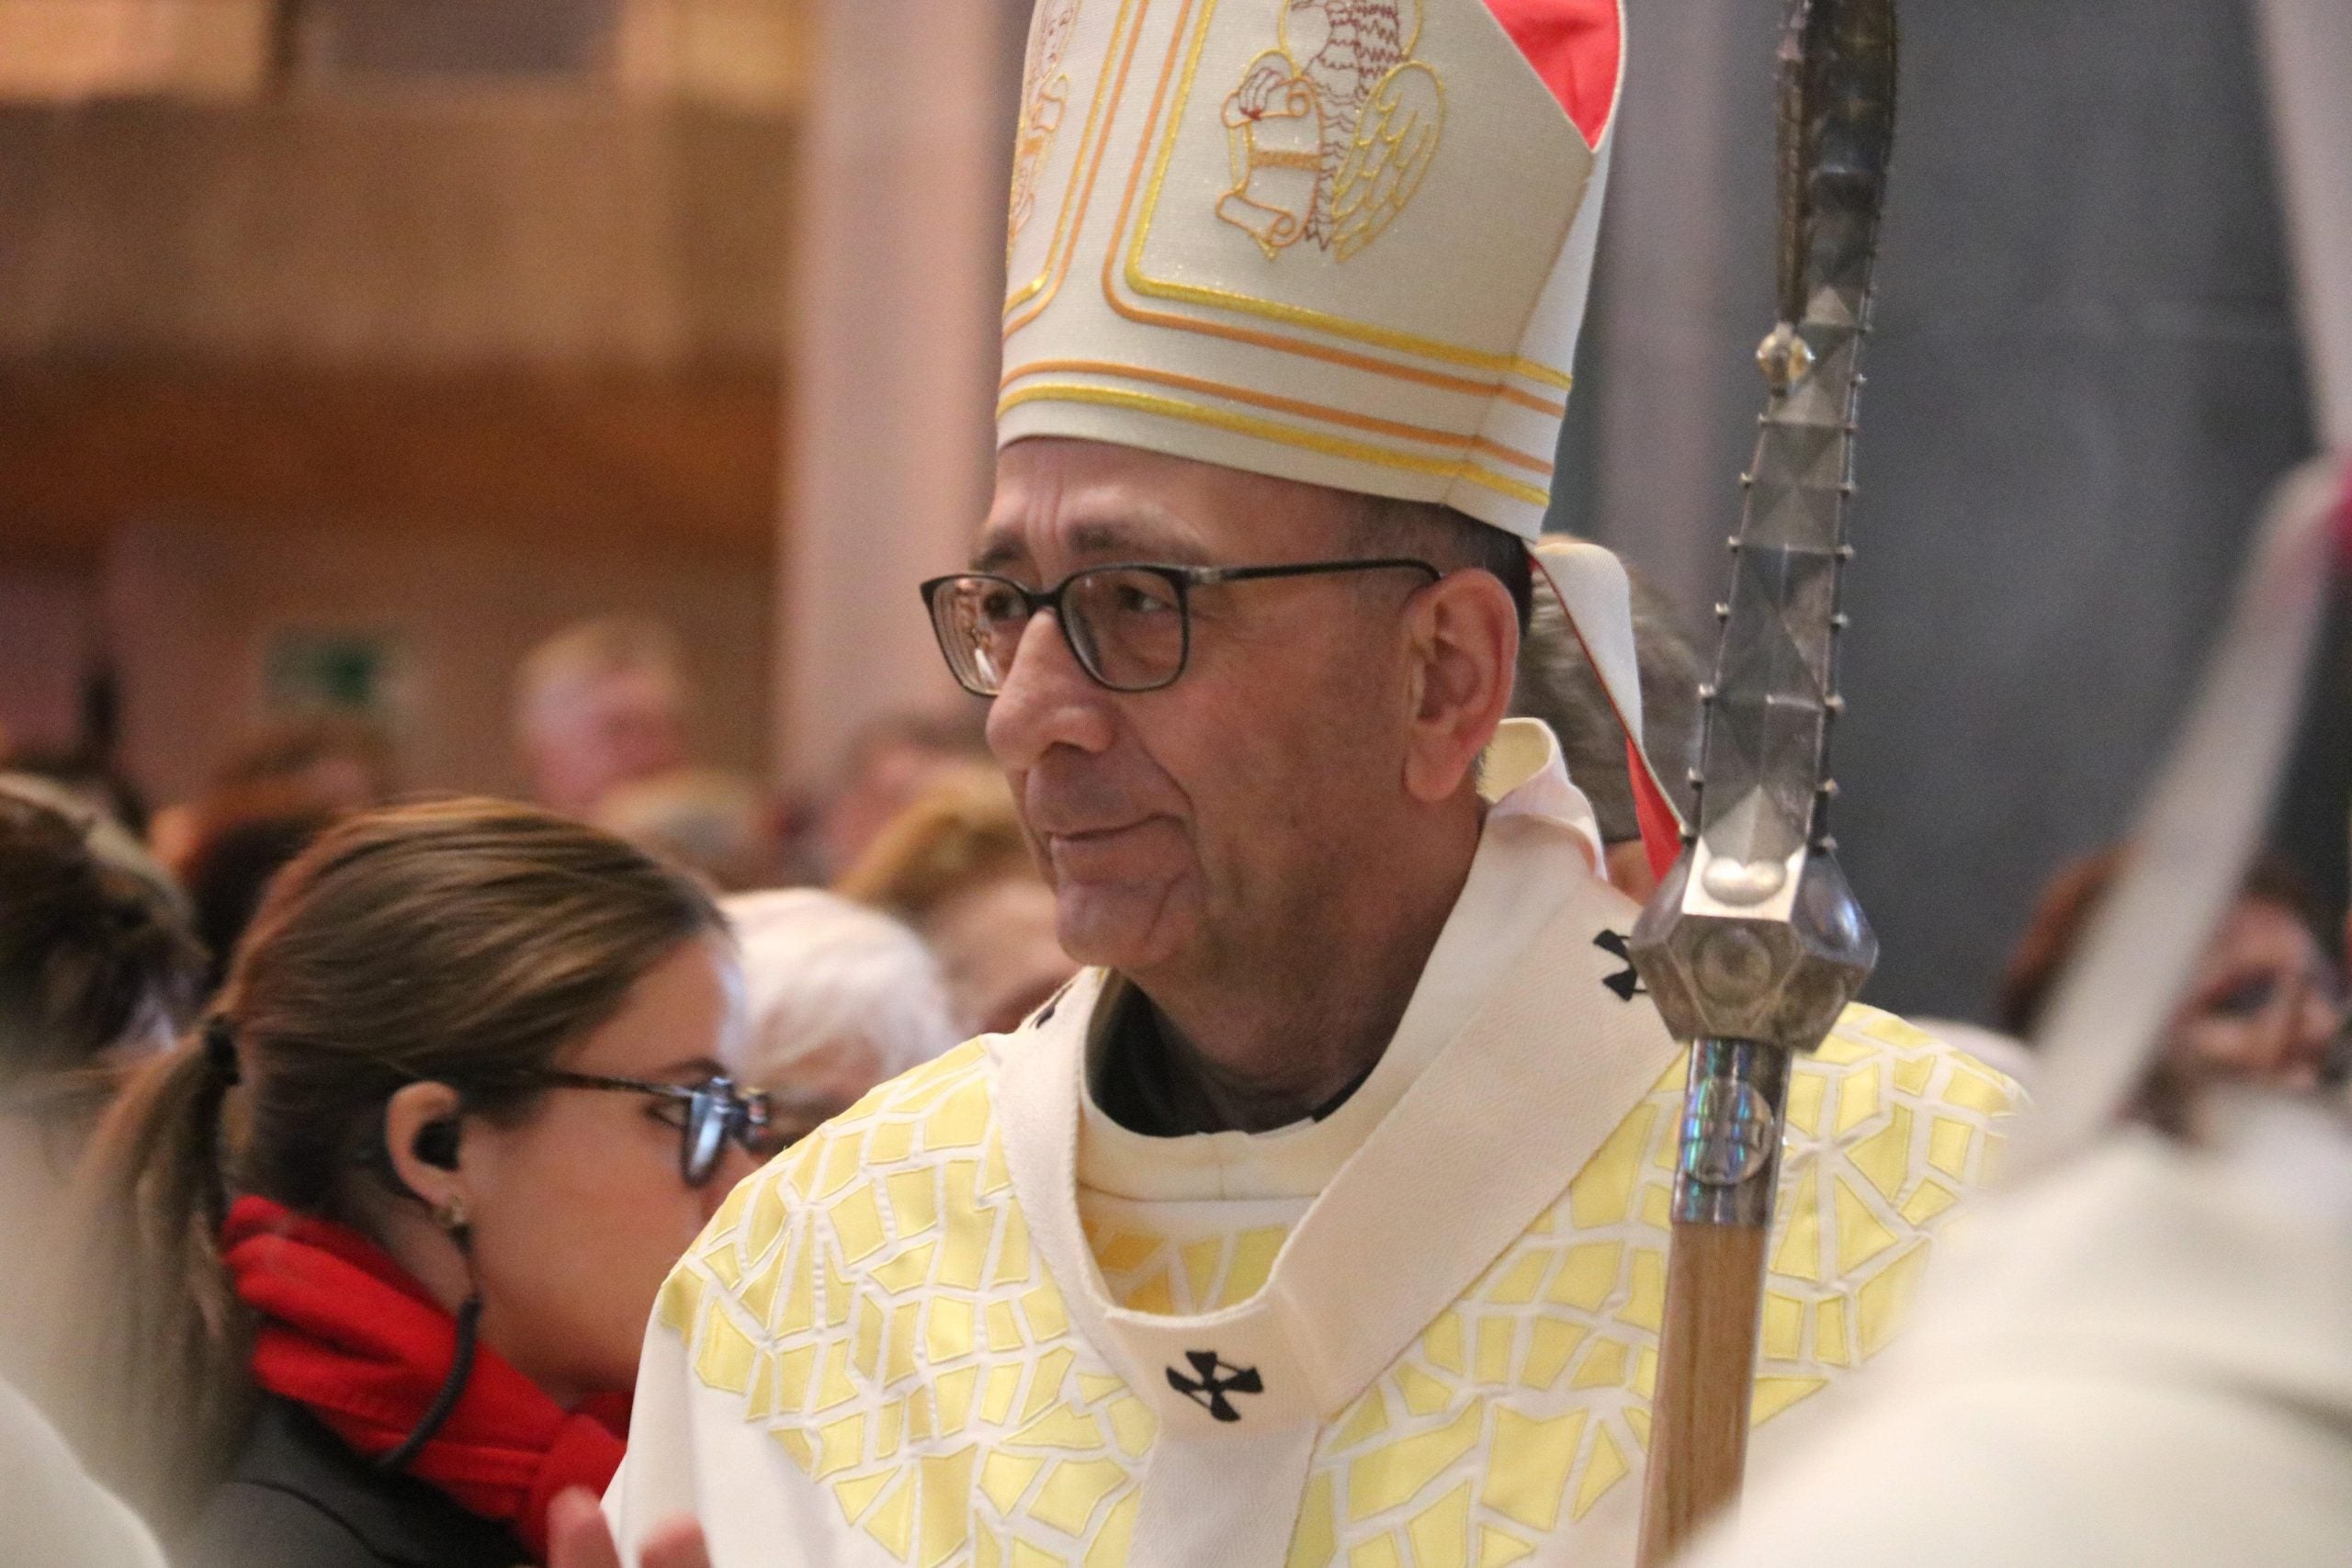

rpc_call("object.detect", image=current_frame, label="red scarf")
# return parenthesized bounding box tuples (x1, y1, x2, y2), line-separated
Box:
(221, 1196, 628, 1563)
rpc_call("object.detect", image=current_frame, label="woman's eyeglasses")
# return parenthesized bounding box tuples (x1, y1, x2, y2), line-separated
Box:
(920, 558, 1439, 697)
(532, 1070, 773, 1187)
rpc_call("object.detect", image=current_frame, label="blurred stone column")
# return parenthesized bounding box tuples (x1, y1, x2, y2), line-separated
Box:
(775, 0, 1023, 784)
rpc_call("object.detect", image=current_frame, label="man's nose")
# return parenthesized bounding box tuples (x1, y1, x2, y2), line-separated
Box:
(986, 612, 1118, 769)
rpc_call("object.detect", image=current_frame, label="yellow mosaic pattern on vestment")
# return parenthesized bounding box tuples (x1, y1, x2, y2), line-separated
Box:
(1087, 1213, 1296, 1316)
(658, 1041, 1156, 1568)
(1261, 1003, 2018, 1566)
(660, 1006, 2019, 1568)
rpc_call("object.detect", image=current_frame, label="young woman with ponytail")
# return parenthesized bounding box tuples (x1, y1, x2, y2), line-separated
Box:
(59, 800, 769, 1567)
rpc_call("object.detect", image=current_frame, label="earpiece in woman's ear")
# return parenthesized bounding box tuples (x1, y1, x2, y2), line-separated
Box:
(413, 1119, 460, 1171)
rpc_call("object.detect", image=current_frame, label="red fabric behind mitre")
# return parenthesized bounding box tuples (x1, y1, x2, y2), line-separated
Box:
(1479, 0, 1623, 150)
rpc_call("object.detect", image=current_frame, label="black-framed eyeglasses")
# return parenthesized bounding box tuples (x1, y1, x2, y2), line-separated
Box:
(532, 1071, 772, 1187)
(920, 557, 1440, 697)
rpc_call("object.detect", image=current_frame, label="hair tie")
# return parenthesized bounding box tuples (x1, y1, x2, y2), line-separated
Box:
(202, 1016, 242, 1088)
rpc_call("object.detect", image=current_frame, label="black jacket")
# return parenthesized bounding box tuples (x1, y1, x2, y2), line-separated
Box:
(179, 1398, 526, 1568)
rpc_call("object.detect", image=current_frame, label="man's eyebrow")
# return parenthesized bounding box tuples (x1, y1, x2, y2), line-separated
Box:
(1065, 518, 1207, 563)
(970, 514, 1209, 574)
(656, 1055, 730, 1084)
(970, 533, 1028, 573)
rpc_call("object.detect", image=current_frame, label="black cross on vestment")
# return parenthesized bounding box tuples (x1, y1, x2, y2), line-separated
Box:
(1594, 930, 1645, 1002)
(1166, 1349, 1262, 1423)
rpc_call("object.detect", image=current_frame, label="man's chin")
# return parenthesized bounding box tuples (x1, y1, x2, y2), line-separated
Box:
(1051, 882, 1189, 974)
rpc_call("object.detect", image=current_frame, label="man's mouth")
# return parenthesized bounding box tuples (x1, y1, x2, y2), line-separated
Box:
(1043, 819, 1151, 850)
(1037, 818, 1168, 874)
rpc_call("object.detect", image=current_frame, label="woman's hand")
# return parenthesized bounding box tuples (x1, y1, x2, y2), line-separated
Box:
(548, 1487, 711, 1568)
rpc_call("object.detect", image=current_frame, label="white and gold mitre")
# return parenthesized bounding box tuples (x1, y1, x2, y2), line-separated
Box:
(998, 0, 1623, 540)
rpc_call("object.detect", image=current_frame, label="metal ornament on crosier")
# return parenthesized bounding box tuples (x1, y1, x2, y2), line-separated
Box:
(1631, 0, 1895, 1238)
(1626, 0, 1898, 1558)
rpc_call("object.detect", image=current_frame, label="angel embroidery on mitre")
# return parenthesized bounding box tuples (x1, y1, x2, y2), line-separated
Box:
(1216, 0, 1443, 262)
(1008, 0, 1082, 252)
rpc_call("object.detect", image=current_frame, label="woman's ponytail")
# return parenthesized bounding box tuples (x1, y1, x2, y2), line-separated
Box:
(51, 1021, 254, 1528)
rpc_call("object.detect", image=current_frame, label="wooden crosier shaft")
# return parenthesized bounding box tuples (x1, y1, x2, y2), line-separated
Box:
(1631, 1037, 1792, 1567)
(1634, 1221, 1773, 1567)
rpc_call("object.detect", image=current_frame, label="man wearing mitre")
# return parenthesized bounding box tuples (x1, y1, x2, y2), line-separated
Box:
(608, 3, 2022, 1564)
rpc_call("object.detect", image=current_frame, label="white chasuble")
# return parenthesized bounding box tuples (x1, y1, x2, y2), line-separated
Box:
(609, 725, 2022, 1568)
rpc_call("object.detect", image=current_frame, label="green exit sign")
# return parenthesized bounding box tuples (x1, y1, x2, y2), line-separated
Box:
(263, 631, 401, 719)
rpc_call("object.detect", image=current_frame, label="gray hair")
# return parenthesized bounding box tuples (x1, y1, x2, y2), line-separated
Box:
(1510, 558, 1703, 842)
(722, 889, 961, 1090)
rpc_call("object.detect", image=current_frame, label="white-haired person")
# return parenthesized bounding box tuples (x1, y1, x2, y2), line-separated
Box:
(721, 891, 962, 1153)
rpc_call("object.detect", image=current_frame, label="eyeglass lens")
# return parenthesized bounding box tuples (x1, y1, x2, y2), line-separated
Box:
(934, 569, 1188, 695)
(1066, 569, 1185, 690)
(684, 1083, 727, 1184)
(936, 577, 1023, 693)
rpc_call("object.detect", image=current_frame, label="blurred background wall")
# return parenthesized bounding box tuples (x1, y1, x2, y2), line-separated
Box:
(0, 0, 814, 799)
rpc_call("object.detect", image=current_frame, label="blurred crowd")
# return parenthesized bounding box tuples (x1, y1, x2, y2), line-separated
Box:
(0, 611, 1087, 1566)
(0, 602, 2343, 1568)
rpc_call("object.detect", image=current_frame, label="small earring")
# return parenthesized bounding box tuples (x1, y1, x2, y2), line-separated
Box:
(434, 1194, 469, 1233)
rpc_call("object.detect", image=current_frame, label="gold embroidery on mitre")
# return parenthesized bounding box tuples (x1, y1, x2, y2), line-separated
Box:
(1216, 0, 1443, 261)
(1010, 0, 1085, 254)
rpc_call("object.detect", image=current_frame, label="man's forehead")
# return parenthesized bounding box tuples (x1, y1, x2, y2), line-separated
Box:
(974, 437, 1353, 572)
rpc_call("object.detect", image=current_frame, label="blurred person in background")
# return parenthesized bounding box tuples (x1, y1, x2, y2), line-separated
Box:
(150, 716, 398, 989)
(2002, 848, 2345, 1113)
(0, 781, 204, 1380)
(815, 708, 990, 880)
(210, 715, 398, 816)
(1509, 542, 1702, 900)
(178, 783, 347, 995)
(596, 768, 784, 894)
(515, 617, 695, 819)
(151, 716, 397, 875)
(723, 889, 960, 1148)
(5, 744, 152, 841)
(56, 801, 764, 1568)
(835, 767, 1075, 1035)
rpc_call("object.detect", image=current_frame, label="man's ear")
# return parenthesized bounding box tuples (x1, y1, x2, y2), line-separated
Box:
(383, 1080, 467, 1210)
(1400, 568, 1520, 804)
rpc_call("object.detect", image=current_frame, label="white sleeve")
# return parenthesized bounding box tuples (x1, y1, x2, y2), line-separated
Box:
(602, 1304, 702, 1566)
(0, 1380, 170, 1568)
(604, 1276, 885, 1568)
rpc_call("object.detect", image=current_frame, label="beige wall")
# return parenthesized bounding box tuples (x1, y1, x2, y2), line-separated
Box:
(0, 97, 792, 370)
(0, 0, 273, 102)
(0, 86, 790, 804)
(0, 0, 807, 109)
(101, 518, 770, 806)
